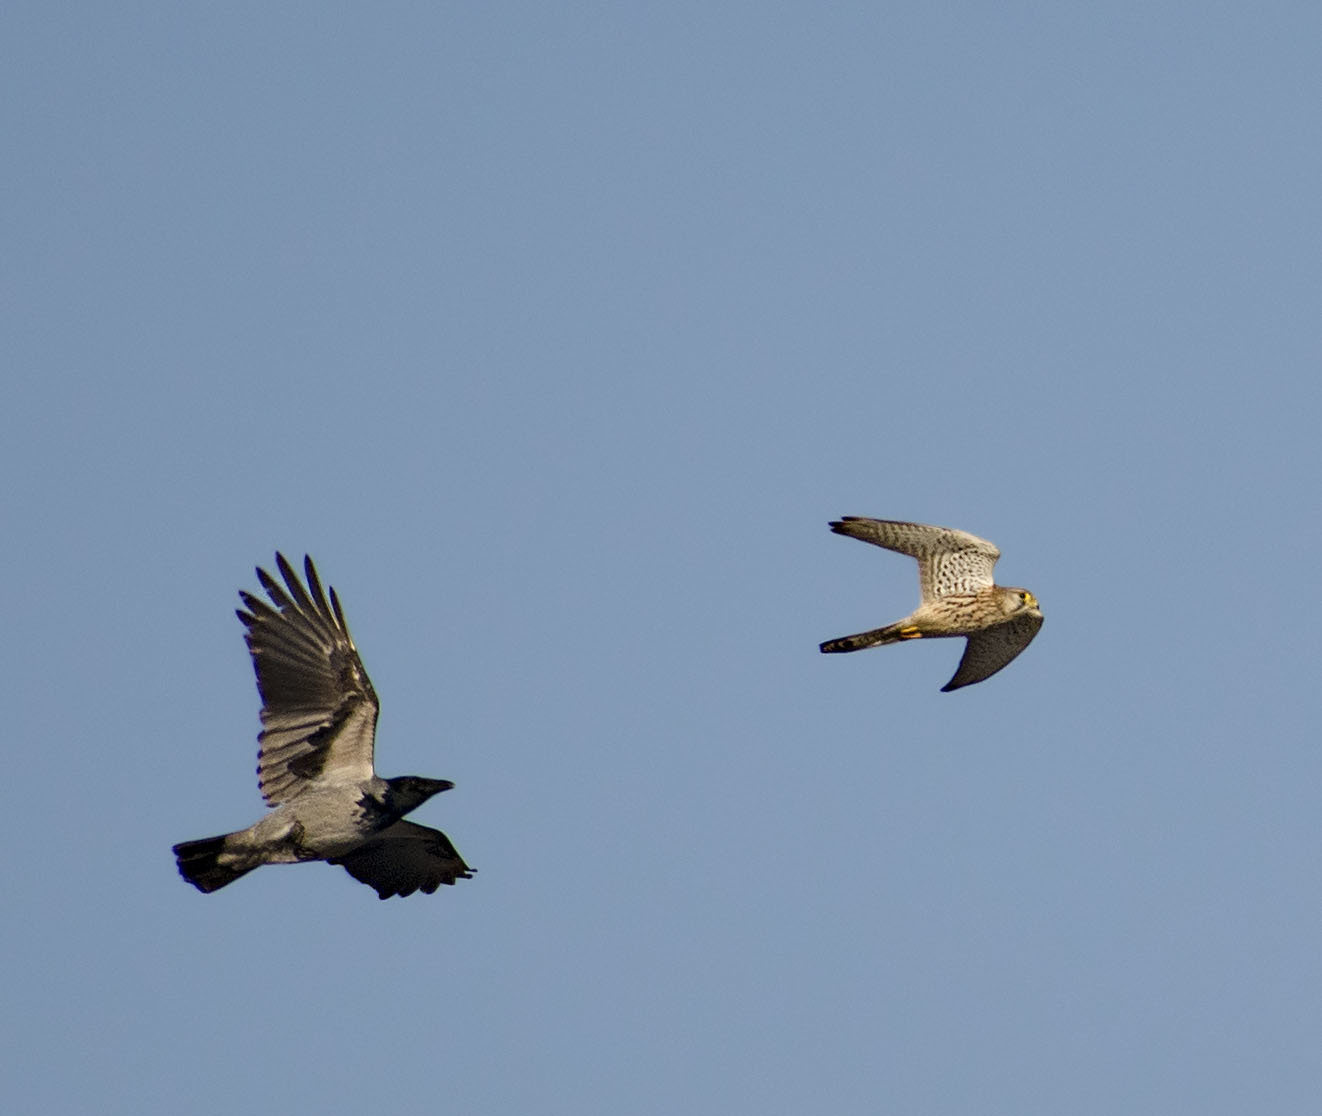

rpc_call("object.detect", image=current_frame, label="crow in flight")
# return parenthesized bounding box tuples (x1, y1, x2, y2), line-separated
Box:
(173, 554, 474, 899)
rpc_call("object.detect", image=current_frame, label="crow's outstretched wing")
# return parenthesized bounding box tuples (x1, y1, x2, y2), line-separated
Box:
(329, 821, 475, 899)
(237, 554, 379, 804)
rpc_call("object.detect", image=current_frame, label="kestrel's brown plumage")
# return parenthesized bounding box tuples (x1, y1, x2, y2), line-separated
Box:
(820, 517, 1043, 691)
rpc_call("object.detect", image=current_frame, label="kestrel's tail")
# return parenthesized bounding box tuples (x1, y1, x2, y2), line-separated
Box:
(819, 622, 915, 654)
(172, 834, 256, 893)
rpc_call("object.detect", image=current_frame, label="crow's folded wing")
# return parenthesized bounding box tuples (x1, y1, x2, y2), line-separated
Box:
(329, 821, 476, 899)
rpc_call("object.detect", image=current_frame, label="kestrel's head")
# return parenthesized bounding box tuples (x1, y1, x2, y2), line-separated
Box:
(997, 586, 1042, 619)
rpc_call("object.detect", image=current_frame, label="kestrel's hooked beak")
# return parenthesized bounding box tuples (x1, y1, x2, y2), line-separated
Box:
(1023, 591, 1039, 609)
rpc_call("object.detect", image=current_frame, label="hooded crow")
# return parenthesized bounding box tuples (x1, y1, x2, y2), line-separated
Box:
(173, 554, 474, 899)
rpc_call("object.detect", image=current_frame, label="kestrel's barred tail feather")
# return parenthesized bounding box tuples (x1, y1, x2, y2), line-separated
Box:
(819, 622, 915, 654)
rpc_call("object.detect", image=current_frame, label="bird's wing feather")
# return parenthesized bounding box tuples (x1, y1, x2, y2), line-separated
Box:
(329, 820, 475, 899)
(941, 612, 1043, 691)
(237, 554, 379, 804)
(829, 518, 1000, 600)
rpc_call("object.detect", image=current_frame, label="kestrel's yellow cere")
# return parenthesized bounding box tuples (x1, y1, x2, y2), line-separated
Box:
(820, 518, 1043, 692)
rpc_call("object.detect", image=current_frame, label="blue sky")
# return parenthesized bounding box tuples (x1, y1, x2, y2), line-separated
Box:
(4, 3, 1321, 1113)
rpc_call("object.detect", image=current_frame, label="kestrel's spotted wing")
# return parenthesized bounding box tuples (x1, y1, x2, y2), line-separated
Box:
(941, 611, 1044, 692)
(235, 553, 380, 805)
(828, 517, 1000, 601)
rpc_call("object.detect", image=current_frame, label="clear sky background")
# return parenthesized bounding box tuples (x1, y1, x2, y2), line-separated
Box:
(4, 4, 1321, 1113)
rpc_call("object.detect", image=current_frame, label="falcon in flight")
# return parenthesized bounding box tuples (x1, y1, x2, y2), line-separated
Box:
(172, 554, 474, 899)
(820, 518, 1043, 691)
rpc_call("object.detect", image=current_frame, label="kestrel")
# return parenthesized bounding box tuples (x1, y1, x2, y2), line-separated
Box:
(172, 554, 475, 899)
(819, 518, 1043, 691)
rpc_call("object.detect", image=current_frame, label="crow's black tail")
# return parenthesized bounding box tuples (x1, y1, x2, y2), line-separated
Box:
(172, 834, 255, 893)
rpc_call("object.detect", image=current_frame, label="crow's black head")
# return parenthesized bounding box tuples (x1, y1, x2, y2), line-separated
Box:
(382, 775, 455, 815)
